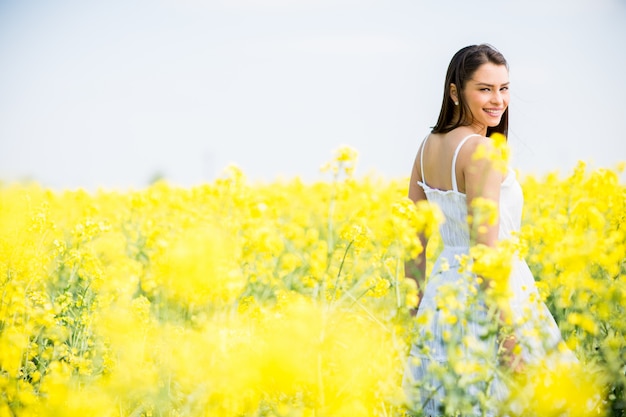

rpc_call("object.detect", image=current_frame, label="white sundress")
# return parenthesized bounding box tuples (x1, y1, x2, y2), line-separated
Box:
(403, 133, 576, 416)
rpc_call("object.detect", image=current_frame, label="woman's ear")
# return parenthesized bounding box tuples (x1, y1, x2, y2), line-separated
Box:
(450, 83, 459, 105)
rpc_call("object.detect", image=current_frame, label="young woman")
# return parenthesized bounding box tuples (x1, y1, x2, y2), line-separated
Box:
(403, 44, 575, 416)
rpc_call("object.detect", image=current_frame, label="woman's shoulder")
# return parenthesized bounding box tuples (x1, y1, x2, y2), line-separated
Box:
(454, 133, 499, 169)
(422, 129, 498, 161)
(460, 134, 493, 153)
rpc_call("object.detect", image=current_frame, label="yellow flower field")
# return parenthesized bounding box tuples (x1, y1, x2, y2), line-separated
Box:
(0, 148, 624, 416)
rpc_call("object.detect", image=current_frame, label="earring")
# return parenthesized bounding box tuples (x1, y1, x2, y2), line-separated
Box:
(454, 101, 459, 106)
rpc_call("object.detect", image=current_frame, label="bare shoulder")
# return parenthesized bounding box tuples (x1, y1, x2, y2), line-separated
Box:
(457, 135, 505, 186)
(456, 135, 495, 167)
(412, 133, 435, 178)
(463, 134, 494, 153)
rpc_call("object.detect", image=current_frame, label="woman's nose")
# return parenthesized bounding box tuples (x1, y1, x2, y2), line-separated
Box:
(491, 91, 503, 104)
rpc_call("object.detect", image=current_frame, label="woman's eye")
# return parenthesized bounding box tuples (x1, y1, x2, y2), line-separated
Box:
(481, 88, 490, 92)
(500, 86, 509, 91)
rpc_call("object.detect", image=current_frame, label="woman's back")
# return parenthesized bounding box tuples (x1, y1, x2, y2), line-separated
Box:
(418, 130, 483, 194)
(417, 132, 484, 248)
(417, 130, 523, 245)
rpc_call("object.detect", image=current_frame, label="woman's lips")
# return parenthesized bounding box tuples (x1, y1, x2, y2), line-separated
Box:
(484, 108, 503, 117)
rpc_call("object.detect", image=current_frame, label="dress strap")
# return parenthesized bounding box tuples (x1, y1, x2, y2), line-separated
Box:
(451, 134, 481, 192)
(419, 134, 431, 185)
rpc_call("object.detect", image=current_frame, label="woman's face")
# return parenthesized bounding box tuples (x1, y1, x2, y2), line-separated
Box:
(462, 63, 509, 133)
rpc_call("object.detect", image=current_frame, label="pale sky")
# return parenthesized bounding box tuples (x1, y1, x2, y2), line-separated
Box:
(1, 0, 625, 190)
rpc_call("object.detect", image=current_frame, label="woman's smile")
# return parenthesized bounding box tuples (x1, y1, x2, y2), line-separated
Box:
(484, 108, 504, 118)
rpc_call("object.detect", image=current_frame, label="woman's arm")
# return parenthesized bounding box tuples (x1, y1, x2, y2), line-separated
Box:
(463, 137, 522, 371)
(406, 148, 428, 313)
(464, 137, 502, 247)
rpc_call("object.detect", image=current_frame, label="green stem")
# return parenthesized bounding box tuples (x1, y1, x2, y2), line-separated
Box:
(331, 240, 353, 304)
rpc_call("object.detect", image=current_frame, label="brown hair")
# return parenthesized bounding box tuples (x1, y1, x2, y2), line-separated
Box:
(432, 44, 509, 137)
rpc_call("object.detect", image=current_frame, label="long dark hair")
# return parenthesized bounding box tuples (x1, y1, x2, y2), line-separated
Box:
(432, 44, 509, 137)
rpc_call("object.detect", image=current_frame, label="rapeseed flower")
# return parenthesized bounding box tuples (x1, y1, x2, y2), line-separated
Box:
(0, 155, 623, 416)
